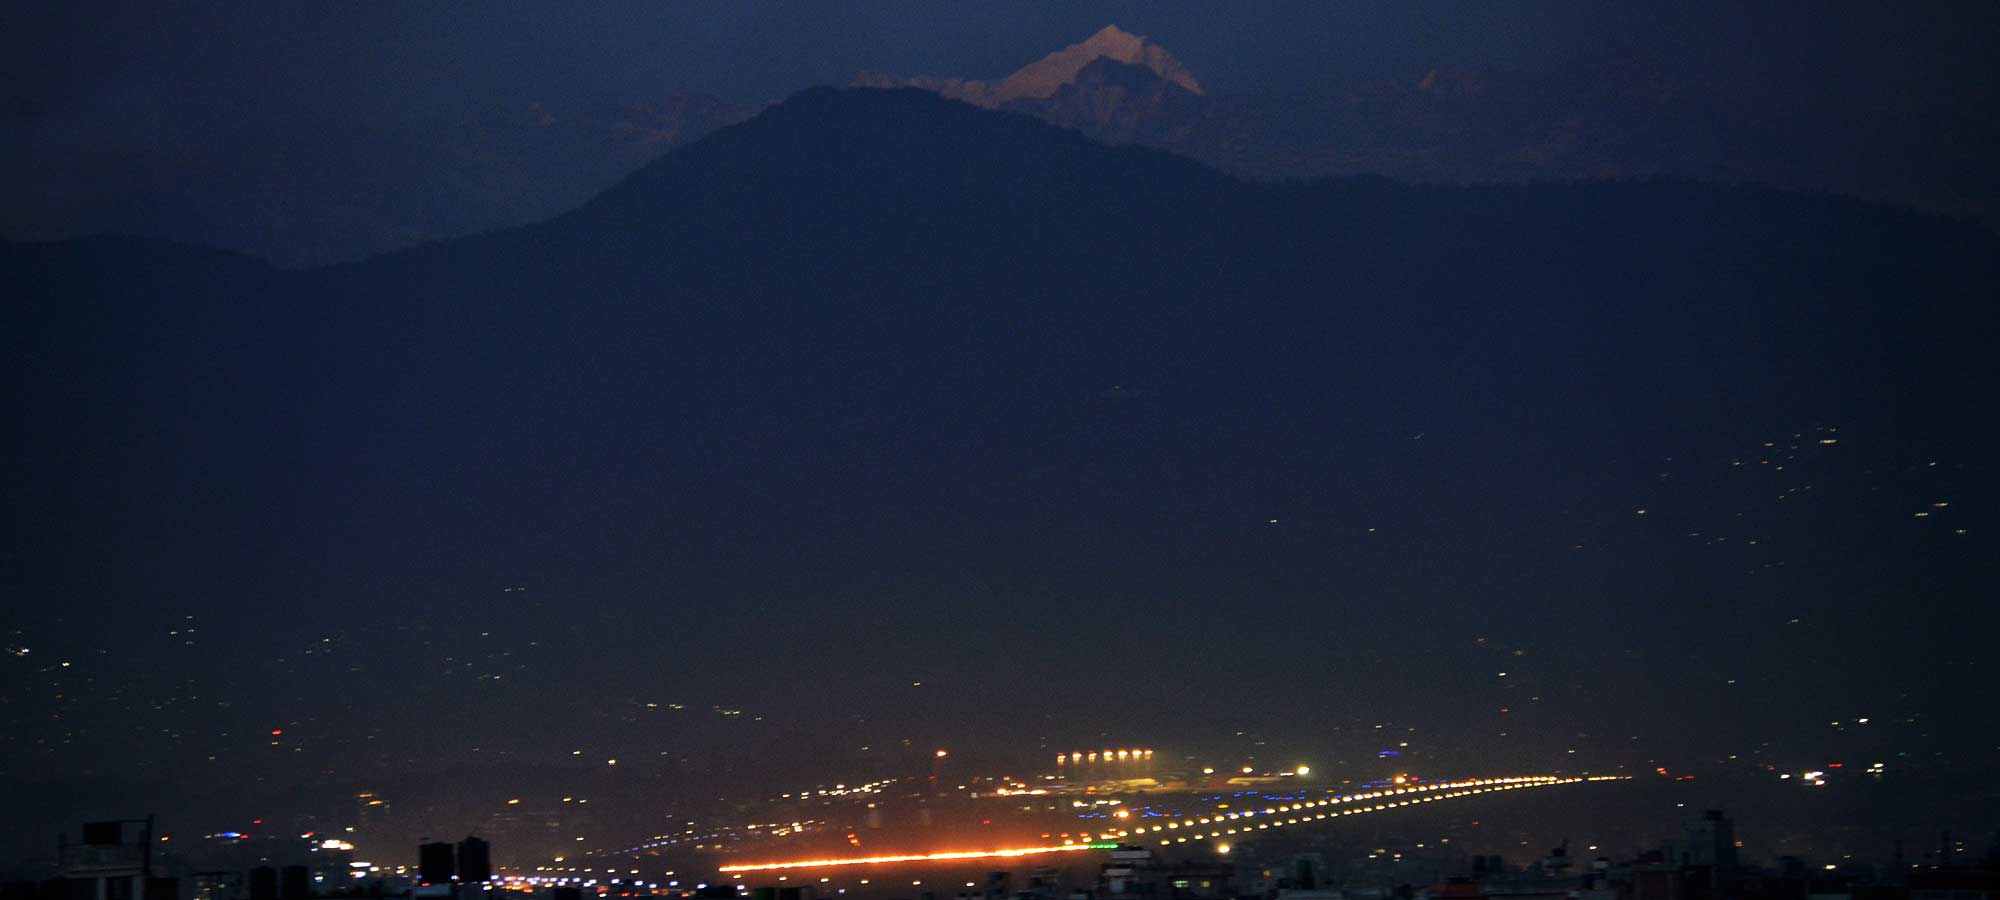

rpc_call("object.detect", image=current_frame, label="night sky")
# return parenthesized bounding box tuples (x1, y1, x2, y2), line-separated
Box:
(9, 2, 1994, 109)
(4, 0, 1999, 870)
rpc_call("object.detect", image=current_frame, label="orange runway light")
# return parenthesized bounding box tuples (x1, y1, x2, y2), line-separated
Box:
(719, 844, 1105, 873)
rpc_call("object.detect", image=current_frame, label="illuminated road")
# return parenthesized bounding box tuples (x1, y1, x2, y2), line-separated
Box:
(717, 774, 1627, 874)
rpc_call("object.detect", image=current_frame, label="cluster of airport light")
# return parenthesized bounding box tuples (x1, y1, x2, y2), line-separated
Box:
(988, 779, 1048, 796)
(335, 864, 406, 878)
(719, 774, 1626, 873)
(603, 826, 741, 858)
(1118, 775, 1626, 847)
(500, 874, 686, 892)
(585, 779, 904, 861)
(779, 779, 896, 800)
(1779, 763, 1884, 786)
(1057, 748, 1154, 767)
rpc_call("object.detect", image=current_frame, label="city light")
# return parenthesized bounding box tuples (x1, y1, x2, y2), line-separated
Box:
(1059, 747, 1152, 765)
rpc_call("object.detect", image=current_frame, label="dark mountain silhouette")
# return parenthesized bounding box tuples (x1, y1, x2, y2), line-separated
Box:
(5, 88, 1997, 796)
(1, 92, 747, 267)
(1008, 57, 1209, 145)
(867, 29, 1999, 227)
(13, 27, 1991, 266)
(855, 25, 1203, 109)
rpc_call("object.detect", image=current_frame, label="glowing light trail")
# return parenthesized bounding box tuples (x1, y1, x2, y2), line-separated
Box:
(719, 844, 1114, 874)
(718, 775, 1626, 873)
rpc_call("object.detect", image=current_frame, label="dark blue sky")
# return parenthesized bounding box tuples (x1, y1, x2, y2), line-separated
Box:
(5, 1, 1994, 133)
